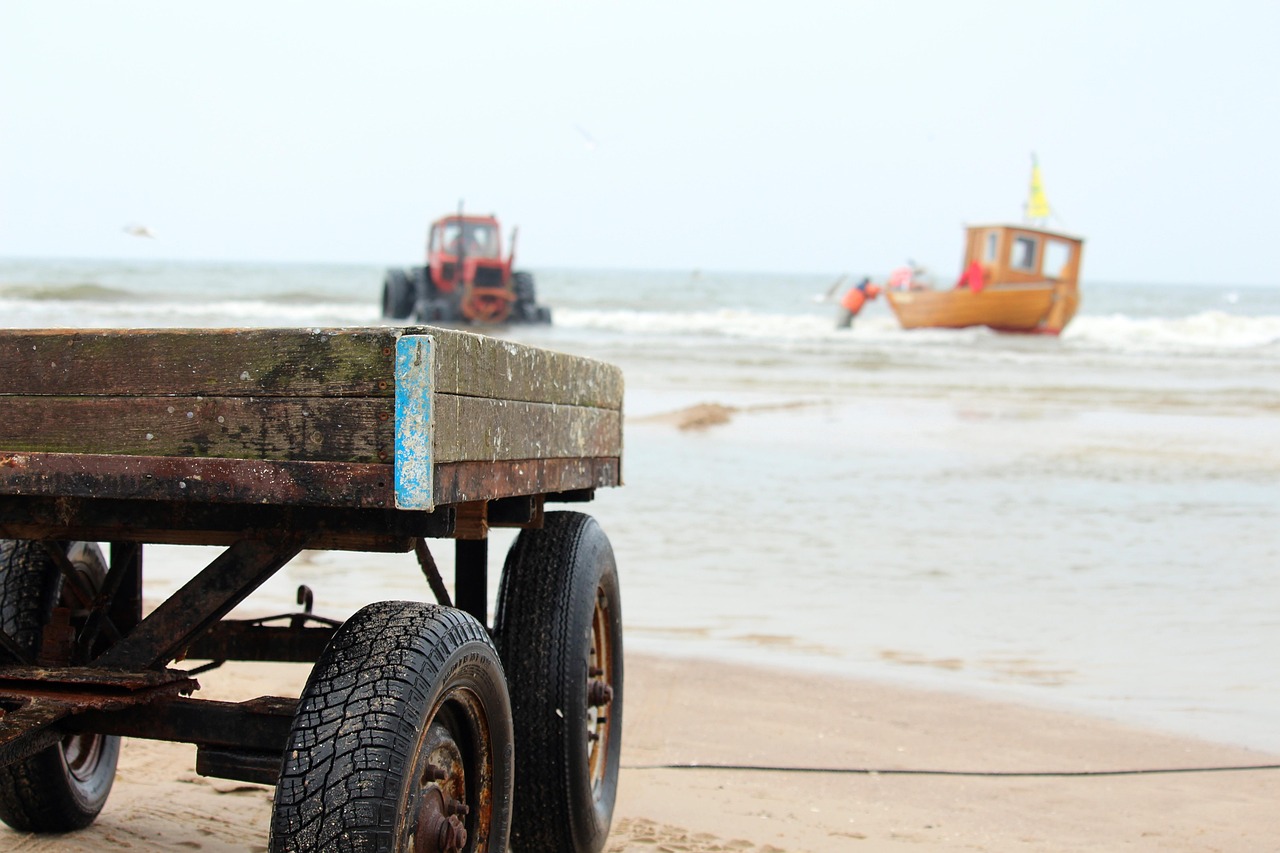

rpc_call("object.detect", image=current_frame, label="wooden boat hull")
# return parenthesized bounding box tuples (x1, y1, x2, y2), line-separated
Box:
(886, 283, 1076, 334)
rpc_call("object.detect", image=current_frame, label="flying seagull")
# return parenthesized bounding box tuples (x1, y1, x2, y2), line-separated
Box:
(574, 124, 599, 152)
(123, 223, 156, 239)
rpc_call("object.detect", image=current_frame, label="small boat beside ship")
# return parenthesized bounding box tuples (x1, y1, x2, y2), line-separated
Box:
(885, 161, 1085, 335)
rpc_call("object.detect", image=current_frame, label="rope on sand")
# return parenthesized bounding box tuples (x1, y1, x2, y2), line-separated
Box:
(625, 762, 1280, 778)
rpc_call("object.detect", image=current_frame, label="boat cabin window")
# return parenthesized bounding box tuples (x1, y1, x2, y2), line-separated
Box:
(1043, 239, 1072, 279)
(983, 231, 998, 262)
(1010, 236, 1037, 271)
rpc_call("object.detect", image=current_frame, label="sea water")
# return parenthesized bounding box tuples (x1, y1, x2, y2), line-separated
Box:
(2, 258, 1278, 754)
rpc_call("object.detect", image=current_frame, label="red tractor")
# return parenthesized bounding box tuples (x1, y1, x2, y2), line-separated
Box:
(382, 212, 551, 325)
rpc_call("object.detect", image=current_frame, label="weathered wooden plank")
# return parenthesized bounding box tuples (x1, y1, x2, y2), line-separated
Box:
(0, 328, 625, 409)
(0, 397, 392, 463)
(0, 453, 618, 512)
(0, 452, 396, 507)
(404, 326, 625, 408)
(433, 457, 621, 506)
(434, 397, 622, 462)
(0, 329, 394, 398)
(0, 394, 618, 467)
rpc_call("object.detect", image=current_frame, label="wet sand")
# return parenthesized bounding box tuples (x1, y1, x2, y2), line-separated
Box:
(2, 653, 1276, 852)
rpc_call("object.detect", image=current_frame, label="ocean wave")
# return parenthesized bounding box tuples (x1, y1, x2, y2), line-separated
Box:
(3, 283, 1278, 362)
(550, 306, 1280, 355)
(0, 297, 383, 330)
(553, 307, 836, 340)
(1067, 311, 1280, 352)
(0, 283, 139, 301)
(265, 289, 369, 305)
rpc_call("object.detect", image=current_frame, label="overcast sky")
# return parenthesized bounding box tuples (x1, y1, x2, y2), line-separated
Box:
(3, 1, 1278, 285)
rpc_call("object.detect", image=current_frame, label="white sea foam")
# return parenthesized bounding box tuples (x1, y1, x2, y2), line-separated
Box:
(549, 305, 1280, 363)
(1068, 311, 1280, 352)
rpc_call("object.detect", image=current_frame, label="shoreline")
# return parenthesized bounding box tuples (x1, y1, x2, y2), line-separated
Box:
(3, 652, 1275, 852)
(623, 635, 1279, 758)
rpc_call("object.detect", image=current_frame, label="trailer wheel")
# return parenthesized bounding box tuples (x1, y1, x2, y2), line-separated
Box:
(494, 511, 623, 853)
(269, 602, 513, 853)
(382, 268, 415, 319)
(0, 540, 121, 833)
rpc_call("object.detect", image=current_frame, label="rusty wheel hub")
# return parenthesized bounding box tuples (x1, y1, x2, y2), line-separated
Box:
(407, 722, 473, 853)
(413, 783, 469, 853)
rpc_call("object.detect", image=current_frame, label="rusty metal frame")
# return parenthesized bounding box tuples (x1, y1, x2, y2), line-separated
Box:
(0, 495, 455, 551)
(95, 535, 309, 671)
(0, 485, 573, 784)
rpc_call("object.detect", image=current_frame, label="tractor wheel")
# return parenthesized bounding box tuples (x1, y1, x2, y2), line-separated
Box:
(512, 271, 551, 324)
(0, 540, 121, 833)
(416, 298, 454, 324)
(269, 601, 513, 853)
(494, 512, 622, 853)
(382, 268, 415, 319)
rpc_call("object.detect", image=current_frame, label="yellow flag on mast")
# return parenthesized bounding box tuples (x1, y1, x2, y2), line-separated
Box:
(1025, 154, 1051, 222)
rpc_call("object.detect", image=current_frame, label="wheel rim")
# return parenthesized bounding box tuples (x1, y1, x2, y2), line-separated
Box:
(60, 556, 109, 786)
(404, 689, 493, 853)
(60, 733, 104, 784)
(586, 584, 616, 801)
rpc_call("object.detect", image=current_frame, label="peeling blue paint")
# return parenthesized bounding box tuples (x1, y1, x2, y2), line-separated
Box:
(394, 335, 434, 510)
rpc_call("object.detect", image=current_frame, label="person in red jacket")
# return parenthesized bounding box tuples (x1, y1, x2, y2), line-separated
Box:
(956, 260, 986, 292)
(836, 277, 882, 329)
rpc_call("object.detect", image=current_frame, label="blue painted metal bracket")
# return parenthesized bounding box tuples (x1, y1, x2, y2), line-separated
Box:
(394, 334, 434, 510)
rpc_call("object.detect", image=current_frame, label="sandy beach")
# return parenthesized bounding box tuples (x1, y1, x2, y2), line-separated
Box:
(2, 652, 1276, 852)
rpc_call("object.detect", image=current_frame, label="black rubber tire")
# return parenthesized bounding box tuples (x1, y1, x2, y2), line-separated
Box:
(417, 297, 456, 324)
(512, 270, 536, 302)
(382, 268, 415, 319)
(511, 271, 551, 324)
(0, 540, 121, 833)
(408, 265, 434, 308)
(494, 512, 623, 853)
(269, 602, 513, 853)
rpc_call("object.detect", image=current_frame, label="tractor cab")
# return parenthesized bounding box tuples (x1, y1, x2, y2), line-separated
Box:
(432, 218, 502, 261)
(427, 214, 509, 296)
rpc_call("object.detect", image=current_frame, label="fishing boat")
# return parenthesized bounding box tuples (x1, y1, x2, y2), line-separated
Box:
(886, 160, 1084, 335)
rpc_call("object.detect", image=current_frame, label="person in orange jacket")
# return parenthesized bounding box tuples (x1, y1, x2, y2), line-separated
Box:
(836, 277, 882, 329)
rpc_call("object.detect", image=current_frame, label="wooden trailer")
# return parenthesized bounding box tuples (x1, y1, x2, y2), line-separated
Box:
(0, 326, 624, 853)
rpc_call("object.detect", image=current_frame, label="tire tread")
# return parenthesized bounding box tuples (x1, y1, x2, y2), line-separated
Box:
(494, 511, 622, 852)
(270, 602, 504, 852)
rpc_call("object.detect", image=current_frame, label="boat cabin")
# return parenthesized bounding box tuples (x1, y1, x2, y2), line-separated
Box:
(963, 223, 1083, 290)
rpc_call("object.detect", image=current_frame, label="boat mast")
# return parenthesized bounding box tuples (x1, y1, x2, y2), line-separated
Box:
(1024, 153, 1051, 227)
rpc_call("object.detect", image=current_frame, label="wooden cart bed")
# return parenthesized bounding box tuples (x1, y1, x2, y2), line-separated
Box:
(0, 326, 627, 849)
(0, 327, 623, 511)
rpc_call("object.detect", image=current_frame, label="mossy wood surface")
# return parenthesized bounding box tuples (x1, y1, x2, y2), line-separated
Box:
(0, 328, 622, 508)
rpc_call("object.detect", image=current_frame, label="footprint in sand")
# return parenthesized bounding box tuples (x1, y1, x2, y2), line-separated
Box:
(609, 817, 797, 852)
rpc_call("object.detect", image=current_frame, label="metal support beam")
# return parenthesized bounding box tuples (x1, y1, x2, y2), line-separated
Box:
(96, 536, 307, 670)
(107, 542, 144, 635)
(414, 539, 452, 607)
(454, 538, 488, 627)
